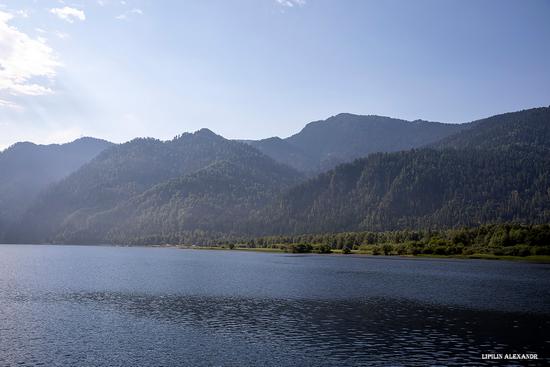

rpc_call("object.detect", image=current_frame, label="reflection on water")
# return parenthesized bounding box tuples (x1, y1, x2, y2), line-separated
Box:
(0, 245, 549, 366)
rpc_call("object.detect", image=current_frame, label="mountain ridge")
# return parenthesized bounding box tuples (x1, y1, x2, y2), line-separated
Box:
(257, 107, 550, 235)
(0, 137, 113, 238)
(248, 113, 466, 173)
(2, 106, 549, 244)
(6, 129, 302, 243)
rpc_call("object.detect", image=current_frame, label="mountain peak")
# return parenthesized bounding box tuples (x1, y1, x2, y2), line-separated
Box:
(69, 137, 112, 145)
(194, 128, 220, 138)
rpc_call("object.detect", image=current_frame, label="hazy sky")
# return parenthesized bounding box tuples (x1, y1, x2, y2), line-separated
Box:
(0, 0, 549, 149)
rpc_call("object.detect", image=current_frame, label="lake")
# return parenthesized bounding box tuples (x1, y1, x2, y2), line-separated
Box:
(0, 245, 548, 366)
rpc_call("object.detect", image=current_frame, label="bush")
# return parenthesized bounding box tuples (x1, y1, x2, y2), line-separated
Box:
(372, 245, 383, 255)
(342, 247, 351, 254)
(314, 244, 332, 254)
(394, 244, 407, 255)
(286, 243, 313, 253)
(462, 247, 475, 255)
(382, 244, 393, 255)
(495, 245, 532, 257)
(532, 246, 550, 255)
(434, 246, 448, 255)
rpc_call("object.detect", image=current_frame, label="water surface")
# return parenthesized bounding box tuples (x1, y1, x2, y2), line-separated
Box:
(0, 245, 548, 366)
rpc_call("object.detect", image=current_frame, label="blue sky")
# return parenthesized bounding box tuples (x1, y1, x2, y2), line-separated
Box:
(0, 0, 549, 149)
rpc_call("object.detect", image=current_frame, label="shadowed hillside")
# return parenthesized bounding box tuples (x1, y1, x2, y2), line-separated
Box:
(6, 130, 301, 243)
(0, 138, 113, 238)
(248, 113, 465, 173)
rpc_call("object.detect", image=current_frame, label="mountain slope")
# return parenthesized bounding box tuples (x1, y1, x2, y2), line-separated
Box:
(246, 137, 317, 173)
(4, 107, 549, 245)
(434, 106, 550, 150)
(8, 129, 302, 243)
(0, 138, 113, 237)
(248, 114, 465, 173)
(259, 108, 550, 234)
(77, 159, 297, 244)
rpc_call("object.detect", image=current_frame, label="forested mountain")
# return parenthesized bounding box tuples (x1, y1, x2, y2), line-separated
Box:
(5, 129, 301, 243)
(248, 113, 465, 173)
(258, 107, 550, 235)
(77, 159, 297, 244)
(433, 107, 550, 150)
(246, 137, 317, 173)
(260, 147, 550, 234)
(2, 107, 549, 245)
(0, 138, 112, 238)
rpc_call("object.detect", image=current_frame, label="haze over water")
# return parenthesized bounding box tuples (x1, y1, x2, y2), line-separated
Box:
(0, 245, 548, 366)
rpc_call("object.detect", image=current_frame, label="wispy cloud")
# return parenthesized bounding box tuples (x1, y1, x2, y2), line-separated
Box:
(0, 11, 60, 108)
(0, 98, 22, 110)
(54, 30, 70, 39)
(15, 9, 30, 18)
(276, 0, 306, 8)
(115, 8, 143, 21)
(50, 6, 86, 23)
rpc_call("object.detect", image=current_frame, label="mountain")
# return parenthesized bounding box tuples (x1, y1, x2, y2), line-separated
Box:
(433, 106, 550, 151)
(248, 114, 466, 173)
(3, 107, 549, 245)
(258, 107, 550, 235)
(0, 138, 113, 237)
(246, 137, 317, 173)
(78, 159, 298, 245)
(6, 129, 302, 243)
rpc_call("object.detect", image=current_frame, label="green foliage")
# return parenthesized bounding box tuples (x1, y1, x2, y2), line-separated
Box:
(219, 223, 550, 258)
(313, 244, 333, 254)
(285, 243, 313, 253)
(263, 147, 550, 234)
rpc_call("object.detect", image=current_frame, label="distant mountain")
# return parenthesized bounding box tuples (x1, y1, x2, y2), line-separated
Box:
(81, 159, 299, 244)
(0, 138, 113, 237)
(433, 107, 550, 151)
(258, 107, 550, 234)
(246, 137, 317, 173)
(7, 129, 302, 243)
(3, 107, 549, 245)
(248, 114, 465, 173)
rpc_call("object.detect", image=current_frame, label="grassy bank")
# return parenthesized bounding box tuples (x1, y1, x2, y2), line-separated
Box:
(178, 245, 550, 262)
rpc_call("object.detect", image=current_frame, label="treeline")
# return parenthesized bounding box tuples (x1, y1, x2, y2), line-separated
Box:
(142, 223, 550, 257)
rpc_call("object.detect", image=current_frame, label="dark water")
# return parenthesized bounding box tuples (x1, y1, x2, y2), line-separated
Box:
(0, 245, 549, 366)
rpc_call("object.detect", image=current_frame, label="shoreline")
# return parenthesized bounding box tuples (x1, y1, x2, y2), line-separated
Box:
(176, 245, 550, 263)
(1, 243, 549, 263)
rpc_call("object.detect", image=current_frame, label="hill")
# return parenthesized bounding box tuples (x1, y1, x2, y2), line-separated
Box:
(6, 130, 301, 243)
(433, 106, 550, 150)
(248, 113, 465, 173)
(0, 138, 113, 237)
(3, 107, 549, 245)
(258, 107, 550, 235)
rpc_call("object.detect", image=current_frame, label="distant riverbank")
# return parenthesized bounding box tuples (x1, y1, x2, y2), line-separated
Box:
(177, 245, 550, 263)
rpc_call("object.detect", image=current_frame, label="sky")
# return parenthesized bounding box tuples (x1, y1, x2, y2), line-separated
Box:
(0, 0, 549, 149)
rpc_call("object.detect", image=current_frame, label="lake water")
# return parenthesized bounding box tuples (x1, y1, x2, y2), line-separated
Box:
(0, 245, 549, 366)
